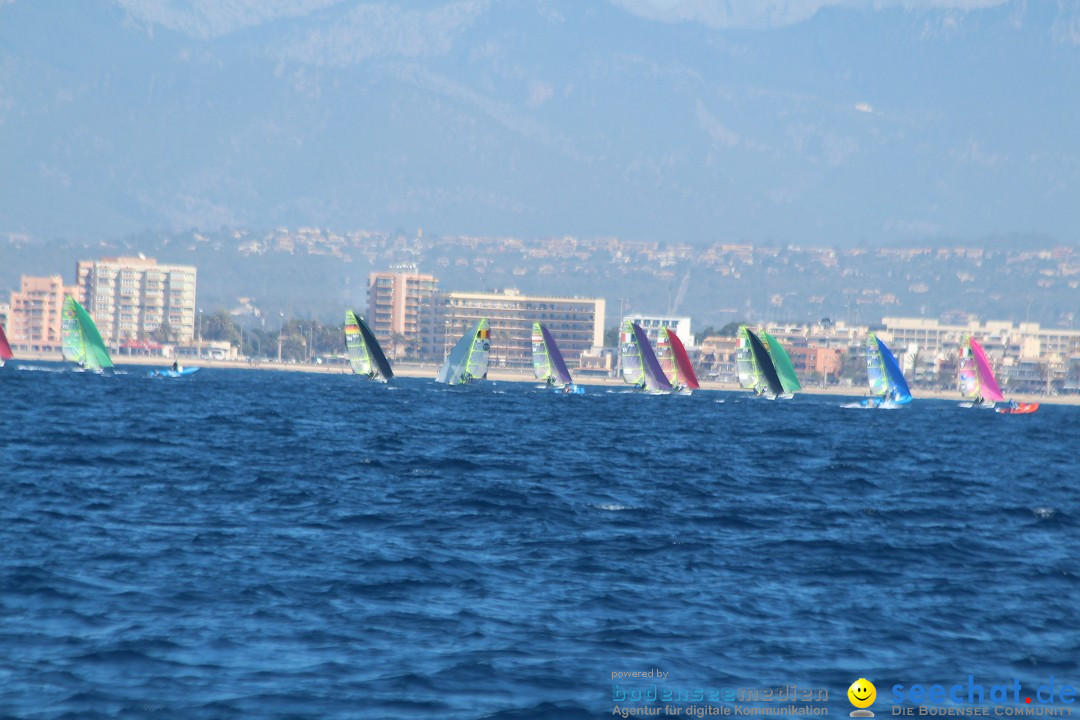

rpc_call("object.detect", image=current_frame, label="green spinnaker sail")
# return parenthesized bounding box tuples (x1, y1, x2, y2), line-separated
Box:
(62, 296, 113, 372)
(760, 330, 801, 394)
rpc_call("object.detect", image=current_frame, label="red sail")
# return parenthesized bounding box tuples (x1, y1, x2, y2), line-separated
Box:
(0, 322, 13, 361)
(666, 329, 699, 389)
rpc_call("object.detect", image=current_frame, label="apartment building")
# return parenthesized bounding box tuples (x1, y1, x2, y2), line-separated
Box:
(366, 265, 439, 357)
(75, 256, 197, 345)
(623, 314, 694, 348)
(436, 289, 605, 369)
(5, 275, 78, 351)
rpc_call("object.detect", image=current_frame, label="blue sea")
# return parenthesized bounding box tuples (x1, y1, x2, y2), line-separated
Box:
(2, 365, 1077, 719)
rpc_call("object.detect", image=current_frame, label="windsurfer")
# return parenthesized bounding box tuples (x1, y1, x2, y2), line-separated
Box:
(973, 396, 983, 406)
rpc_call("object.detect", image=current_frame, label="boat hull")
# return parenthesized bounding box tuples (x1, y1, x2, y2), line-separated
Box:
(996, 403, 1039, 414)
(149, 367, 201, 378)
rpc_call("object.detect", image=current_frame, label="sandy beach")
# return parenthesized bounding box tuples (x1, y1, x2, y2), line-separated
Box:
(14, 350, 1078, 406)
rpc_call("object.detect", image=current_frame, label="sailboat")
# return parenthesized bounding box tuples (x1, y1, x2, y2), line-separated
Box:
(532, 322, 583, 394)
(759, 330, 801, 398)
(735, 326, 785, 398)
(344, 310, 394, 382)
(436, 318, 491, 385)
(61, 296, 113, 373)
(862, 333, 912, 407)
(734, 325, 786, 399)
(0, 321, 13, 368)
(620, 321, 672, 394)
(958, 335, 1038, 414)
(655, 326, 699, 394)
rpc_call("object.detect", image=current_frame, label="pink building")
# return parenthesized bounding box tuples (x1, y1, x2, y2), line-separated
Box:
(6, 275, 77, 351)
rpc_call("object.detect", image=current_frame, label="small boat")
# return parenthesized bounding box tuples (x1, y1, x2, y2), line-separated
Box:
(736, 326, 785, 399)
(344, 310, 394, 382)
(61, 296, 113, 373)
(436, 318, 490, 385)
(149, 366, 201, 378)
(0, 320, 13, 368)
(655, 327, 699, 395)
(620, 321, 672, 394)
(862, 333, 912, 408)
(532, 322, 583, 394)
(957, 335, 1009, 410)
(996, 402, 1039, 415)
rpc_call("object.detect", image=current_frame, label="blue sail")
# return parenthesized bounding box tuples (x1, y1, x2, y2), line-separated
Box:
(875, 336, 912, 404)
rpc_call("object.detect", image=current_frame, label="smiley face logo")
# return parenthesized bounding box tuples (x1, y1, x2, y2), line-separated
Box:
(848, 678, 876, 709)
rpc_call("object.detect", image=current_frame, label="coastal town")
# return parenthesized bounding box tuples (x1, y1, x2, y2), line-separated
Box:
(3, 230, 1079, 396)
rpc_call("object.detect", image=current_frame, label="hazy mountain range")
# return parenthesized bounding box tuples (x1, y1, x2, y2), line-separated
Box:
(2, 0, 1079, 248)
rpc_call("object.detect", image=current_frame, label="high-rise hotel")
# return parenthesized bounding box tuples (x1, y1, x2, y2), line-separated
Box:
(75, 256, 197, 345)
(366, 265, 440, 358)
(439, 289, 605, 369)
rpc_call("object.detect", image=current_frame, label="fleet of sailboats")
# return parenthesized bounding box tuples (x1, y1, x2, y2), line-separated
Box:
(0, 299, 1050, 413)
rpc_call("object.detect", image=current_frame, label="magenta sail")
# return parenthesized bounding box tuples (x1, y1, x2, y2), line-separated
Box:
(969, 338, 1005, 402)
(665, 329, 699, 390)
(0, 321, 13, 362)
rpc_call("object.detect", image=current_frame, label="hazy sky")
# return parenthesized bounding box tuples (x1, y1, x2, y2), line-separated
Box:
(1, 0, 1078, 246)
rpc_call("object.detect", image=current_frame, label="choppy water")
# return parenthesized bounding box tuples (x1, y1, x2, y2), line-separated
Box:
(1, 365, 1077, 719)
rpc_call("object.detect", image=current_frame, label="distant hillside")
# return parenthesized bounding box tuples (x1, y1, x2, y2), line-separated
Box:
(2, 229, 1078, 330)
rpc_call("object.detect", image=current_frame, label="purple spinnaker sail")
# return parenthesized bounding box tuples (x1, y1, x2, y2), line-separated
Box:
(969, 338, 1005, 402)
(632, 323, 673, 392)
(539, 324, 573, 386)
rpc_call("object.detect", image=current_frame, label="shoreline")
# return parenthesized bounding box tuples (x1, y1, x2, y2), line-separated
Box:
(12, 351, 1079, 406)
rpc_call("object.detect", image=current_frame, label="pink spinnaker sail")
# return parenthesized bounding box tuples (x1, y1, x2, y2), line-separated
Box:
(0, 322, 13, 362)
(969, 338, 1005, 402)
(665, 329, 700, 390)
